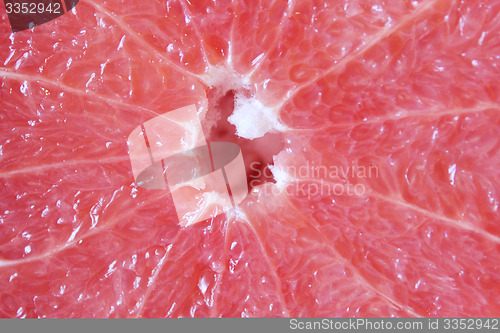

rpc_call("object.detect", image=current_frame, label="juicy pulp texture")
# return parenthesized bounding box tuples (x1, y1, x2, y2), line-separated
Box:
(0, 0, 500, 318)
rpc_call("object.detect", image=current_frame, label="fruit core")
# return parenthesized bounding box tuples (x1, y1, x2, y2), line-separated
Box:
(202, 78, 284, 190)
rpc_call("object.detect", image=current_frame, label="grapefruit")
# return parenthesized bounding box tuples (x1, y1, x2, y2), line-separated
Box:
(0, 0, 499, 317)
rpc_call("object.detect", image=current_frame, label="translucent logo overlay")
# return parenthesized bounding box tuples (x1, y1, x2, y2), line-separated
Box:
(127, 105, 248, 227)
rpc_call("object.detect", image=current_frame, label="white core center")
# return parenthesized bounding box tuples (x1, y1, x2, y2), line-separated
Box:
(201, 65, 286, 140)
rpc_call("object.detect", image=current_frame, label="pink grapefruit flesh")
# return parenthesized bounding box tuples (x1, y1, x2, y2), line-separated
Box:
(0, 0, 500, 318)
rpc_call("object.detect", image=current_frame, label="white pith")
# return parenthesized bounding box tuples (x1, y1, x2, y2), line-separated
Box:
(201, 64, 287, 141)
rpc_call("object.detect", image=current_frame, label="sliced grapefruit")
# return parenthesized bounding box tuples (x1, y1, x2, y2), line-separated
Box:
(0, 0, 499, 318)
